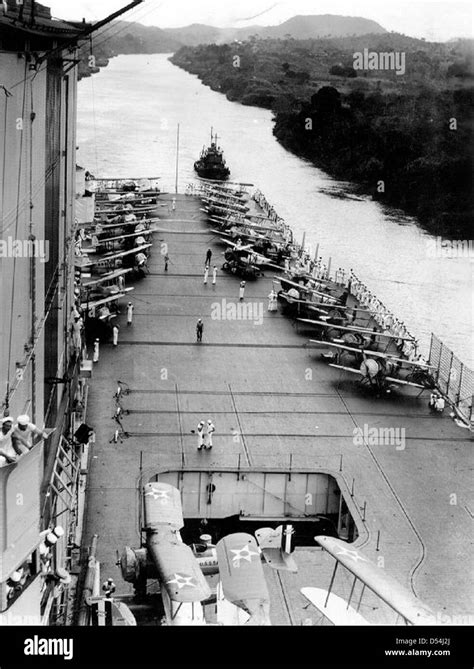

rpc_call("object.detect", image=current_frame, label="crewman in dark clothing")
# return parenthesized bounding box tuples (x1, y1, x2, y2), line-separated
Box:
(340, 288, 350, 306)
(196, 318, 203, 342)
(205, 249, 212, 265)
(102, 578, 116, 598)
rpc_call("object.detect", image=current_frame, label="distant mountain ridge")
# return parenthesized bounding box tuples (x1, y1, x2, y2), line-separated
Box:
(78, 13, 387, 79)
(163, 14, 387, 46)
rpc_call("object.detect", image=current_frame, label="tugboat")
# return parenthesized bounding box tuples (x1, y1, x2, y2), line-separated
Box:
(194, 128, 230, 180)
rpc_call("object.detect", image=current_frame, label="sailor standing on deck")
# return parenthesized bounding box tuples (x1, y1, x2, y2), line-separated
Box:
(206, 248, 212, 265)
(205, 420, 215, 449)
(127, 302, 134, 326)
(212, 266, 217, 285)
(267, 288, 277, 312)
(112, 325, 119, 347)
(434, 394, 445, 414)
(203, 265, 209, 285)
(196, 318, 203, 342)
(72, 317, 83, 355)
(197, 421, 205, 450)
(239, 281, 246, 301)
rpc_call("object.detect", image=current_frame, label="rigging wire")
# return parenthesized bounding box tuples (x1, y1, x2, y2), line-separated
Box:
(5, 58, 28, 411)
(0, 87, 10, 240)
(28, 74, 37, 420)
(89, 38, 100, 176)
(85, 1, 161, 53)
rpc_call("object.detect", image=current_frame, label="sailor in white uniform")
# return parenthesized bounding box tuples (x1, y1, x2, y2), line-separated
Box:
(206, 420, 215, 449)
(197, 421, 205, 450)
(0, 417, 18, 466)
(267, 289, 278, 312)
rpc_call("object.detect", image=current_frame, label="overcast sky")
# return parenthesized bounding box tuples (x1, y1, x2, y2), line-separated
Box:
(47, 0, 473, 41)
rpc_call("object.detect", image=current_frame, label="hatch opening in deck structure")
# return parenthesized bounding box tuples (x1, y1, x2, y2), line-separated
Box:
(148, 469, 359, 545)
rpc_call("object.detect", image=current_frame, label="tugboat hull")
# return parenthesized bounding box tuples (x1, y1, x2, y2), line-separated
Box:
(194, 161, 230, 181)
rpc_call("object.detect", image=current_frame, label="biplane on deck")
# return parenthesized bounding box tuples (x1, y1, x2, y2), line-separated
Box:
(302, 536, 437, 626)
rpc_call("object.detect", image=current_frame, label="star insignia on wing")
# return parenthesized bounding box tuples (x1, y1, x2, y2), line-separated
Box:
(166, 573, 196, 589)
(145, 488, 170, 502)
(230, 543, 260, 566)
(335, 546, 368, 563)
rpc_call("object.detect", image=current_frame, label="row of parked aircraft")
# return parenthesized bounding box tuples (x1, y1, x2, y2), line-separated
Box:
(197, 181, 436, 398)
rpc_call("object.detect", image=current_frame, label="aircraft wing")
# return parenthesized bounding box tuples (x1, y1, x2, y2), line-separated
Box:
(306, 304, 330, 314)
(222, 239, 254, 252)
(315, 536, 437, 625)
(385, 376, 425, 389)
(77, 244, 152, 268)
(311, 340, 432, 368)
(95, 205, 156, 214)
(301, 587, 371, 625)
(280, 292, 310, 304)
(143, 482, 184, 531)
(216, 533, 270, 621)
(87, 217, 159, 231)
(246, 213, 275, 222)
(300, 319, 416, 341)
(100, 243, 152, 259)
(211, 229, 231, 237)
(80, 288, 134, 310)
(328, 364, 364, 376)
(310, 340, 354, 348)
(298, 318, 337, 326)
(275, 276, 338, 301)
(147, 532, 211, 603)
(81, 269, 133, 288)
(98, 230, 153, 244)
(328, 366, 426, 388)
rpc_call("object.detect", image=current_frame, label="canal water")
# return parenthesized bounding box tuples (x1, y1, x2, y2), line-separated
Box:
(77, 53, 472, 365)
